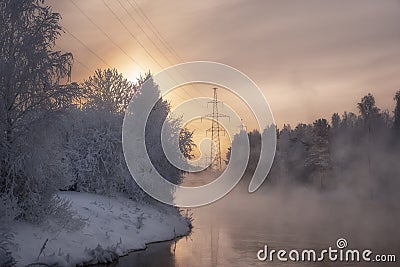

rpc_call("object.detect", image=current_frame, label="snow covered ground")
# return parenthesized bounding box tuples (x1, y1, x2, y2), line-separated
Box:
(7, 192, 191, 266)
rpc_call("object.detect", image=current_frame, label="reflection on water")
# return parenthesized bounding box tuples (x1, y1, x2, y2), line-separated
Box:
(97, 178, 399, 267)
(105, 240, 177, 267)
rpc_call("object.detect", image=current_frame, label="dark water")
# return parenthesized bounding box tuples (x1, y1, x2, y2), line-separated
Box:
(97, 180, 399, 267)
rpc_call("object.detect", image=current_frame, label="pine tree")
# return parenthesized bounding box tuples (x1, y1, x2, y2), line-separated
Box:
(306, 119, 331, 189)
(331, 113, 341, 129)
(393, 90, 400, 134)
(179, 128, 196, 160)
(357, 93, 380, 130)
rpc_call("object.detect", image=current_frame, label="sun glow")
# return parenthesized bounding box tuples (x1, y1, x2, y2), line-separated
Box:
(125, 67, 145, 83)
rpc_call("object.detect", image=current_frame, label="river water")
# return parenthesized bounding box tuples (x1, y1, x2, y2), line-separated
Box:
(99, 178, 399, 267)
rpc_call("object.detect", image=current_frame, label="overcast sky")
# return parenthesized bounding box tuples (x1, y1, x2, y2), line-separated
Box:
(49, 0, 400, 127)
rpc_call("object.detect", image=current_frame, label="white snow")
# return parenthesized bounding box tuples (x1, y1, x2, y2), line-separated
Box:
(8, 192, 190, 266)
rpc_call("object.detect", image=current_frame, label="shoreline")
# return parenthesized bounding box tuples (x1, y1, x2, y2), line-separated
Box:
(7, 192, 191, 267)
(87, 234, 188, 267)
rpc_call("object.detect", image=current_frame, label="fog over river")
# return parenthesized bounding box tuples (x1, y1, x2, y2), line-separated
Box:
(97, 173, 399, 267)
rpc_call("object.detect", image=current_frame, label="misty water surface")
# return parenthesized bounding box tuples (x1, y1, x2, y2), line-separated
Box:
(96, 173, 399, 267)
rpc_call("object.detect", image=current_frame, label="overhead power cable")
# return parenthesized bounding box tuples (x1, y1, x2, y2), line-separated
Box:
(102, 0, 164, 69)
(116, 0, 175, 67)
(61, 25, 112, 68)
(69, 0, 146, 72)
(128, 0, 185, 64)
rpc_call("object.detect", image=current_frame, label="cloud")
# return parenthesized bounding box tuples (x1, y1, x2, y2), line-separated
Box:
(50, 0, 400, 126)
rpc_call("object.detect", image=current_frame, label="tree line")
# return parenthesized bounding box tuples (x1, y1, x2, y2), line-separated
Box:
(231, 91, 400, 199)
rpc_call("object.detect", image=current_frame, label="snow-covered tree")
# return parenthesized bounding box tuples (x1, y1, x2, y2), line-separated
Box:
(331, 113, 341, 129)
(0, 0, 79, 222)
(287, 123, 312, 183)
(246, 129, 262, 175)
(306, 119, 331, 189)
(393, 90, 400, 134)
(340, 111, 358, 129)
(357, 94, 380, 174)
(63, 72, 194, 200)
(144, 79, 185, 185)
(357, 93, 382, 135)
(58, 69, 139, 196)
(179, 128, 196, 160)
(62, 109, 131, 196)
(273, 124, 292, 181)
(82, 68, 137, 113)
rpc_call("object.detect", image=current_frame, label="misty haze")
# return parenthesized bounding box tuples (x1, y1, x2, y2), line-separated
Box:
(1, 1, 399, 267)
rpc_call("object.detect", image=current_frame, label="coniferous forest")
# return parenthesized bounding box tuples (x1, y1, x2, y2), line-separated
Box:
(233, 92, 400, 202)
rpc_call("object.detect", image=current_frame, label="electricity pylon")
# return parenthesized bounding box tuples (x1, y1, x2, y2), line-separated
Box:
(202, 88, 229, 170)
(238, 119, 247, 132)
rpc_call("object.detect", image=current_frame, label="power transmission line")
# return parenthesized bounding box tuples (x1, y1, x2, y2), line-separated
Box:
(73, 58, 91, 72)
(103, 0, 199, 106)
(69, 0, 146, 72)
(102, 0, 164, 69)
(61, 25, 112, 68)
(116, 0, 175, 67)
(55, 44, 92, 72)
(112, 0, 200, 103)
(64, 0, 205, 124)
(120, 0, 206, 109)
(202, 88, 229, 170)
(61, 7, 199, 110)
(238, 119, 247, 132)
(129, 0, 185, 64)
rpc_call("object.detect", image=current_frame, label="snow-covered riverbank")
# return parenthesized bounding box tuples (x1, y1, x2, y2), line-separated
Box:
(6, 192, 191, 267)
